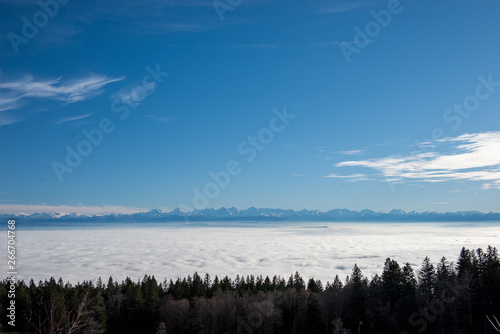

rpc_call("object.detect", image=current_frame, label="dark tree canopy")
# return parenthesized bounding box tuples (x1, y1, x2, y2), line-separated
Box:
(1, 245, 499, 334)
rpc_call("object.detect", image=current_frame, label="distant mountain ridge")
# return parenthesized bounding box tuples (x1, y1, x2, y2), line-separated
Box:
(2, 207, 500, 222)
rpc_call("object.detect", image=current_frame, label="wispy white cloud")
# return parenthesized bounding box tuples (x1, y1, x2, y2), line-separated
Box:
(409, 141, 436, 149)
(113, 78, 158, 107)
(0, 204, 149, 215)
(322, 173, 370, 181)
(337, 149, 364, 155)
(56, 113, 92, 125)
(0, 75, 124, 110)
(0, 111, 20, 126)
(323, 173, 367, 178)
(335, 132, 500, 189)
(0, 94, 22, 111)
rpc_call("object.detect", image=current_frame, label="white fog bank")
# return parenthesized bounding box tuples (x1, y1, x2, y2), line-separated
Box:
(3, 222, 499, 284)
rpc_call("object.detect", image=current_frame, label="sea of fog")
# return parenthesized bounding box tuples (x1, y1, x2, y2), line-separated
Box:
(2, 221, 499, 284)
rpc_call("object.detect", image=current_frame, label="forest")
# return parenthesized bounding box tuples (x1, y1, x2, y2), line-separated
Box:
(1, 245, 499, 334)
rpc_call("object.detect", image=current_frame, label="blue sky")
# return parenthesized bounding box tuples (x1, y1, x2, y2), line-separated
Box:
(1, 0, 500, 214)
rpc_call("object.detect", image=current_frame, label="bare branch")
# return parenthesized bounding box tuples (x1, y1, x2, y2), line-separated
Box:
(487, 315, 500, 333)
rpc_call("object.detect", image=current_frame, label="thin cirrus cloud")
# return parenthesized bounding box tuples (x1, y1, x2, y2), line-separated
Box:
(0, 95, 21, 112)
(333, 132, 500, 189)
(113, 81, 158, 107)
(56, 113, 93, 125)
(338, 149, 364, 155)
(0, 113, 20, 126)
(322, 173, 370, 181)
(0, 95, 22, 124)
(0, 74, 124, 110)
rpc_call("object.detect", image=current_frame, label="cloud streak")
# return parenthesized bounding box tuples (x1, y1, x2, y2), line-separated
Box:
(0, 95, 21, 112)
(56, 113, 92, 125)
(334, 132, 500, 189)
(322, 173, 369, 181)
(337, 149, 364, 155)
(0, 111, 20, 126)
(0, 75, 124, 110)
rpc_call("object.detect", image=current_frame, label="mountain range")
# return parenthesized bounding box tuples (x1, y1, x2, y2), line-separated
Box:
(3, 207, 500, 223)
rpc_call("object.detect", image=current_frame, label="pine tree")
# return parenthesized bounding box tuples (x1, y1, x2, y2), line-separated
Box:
(305, 293, 325, 332)
(418, 256, 436, 304)
(343, 264, 367, 331)
(293, 272, 305, 291)
(204, 273, 212, 296)
(263, 276, 272, 292)
(307, 278, 322, 293)
(456, 248, 477, 330)
(456, 247, 476, 279)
